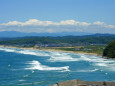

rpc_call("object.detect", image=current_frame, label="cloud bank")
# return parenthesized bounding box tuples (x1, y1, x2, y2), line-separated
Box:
(0, 19, 115, 34)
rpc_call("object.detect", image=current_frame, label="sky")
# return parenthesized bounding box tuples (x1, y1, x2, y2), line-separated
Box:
(0, 0, 115, 34)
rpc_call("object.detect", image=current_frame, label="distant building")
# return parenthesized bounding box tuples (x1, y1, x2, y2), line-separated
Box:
(34, 44, 39, 48)
(74, 48, 80, 50)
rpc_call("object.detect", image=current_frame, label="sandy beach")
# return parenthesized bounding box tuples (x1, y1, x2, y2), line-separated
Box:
(0, 45, 102, 57)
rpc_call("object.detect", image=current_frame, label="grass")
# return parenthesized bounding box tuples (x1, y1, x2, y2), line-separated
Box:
(36, 45, 106, 56)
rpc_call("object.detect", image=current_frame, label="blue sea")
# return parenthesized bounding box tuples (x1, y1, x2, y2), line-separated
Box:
(0, 47, 115, 86)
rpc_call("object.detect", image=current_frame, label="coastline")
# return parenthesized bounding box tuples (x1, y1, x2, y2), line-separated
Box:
(0, 45, 102, 57)
(0, 45, 114, 60)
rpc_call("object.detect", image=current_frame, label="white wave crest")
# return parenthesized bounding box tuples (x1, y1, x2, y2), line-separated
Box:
(75, 68, 98, 72)
(19, 79, 25, 82)
(17, 50, 50, 56)
(95, 63, 107, 67)
(78, 55, 115, 71)
(18, 50, 38, 55)
(79, 55, 92, 61)
(0, 48, 15, 52)
(25, 60, 70, 71)
(0, 47, 49, 56)
(1, 47, 115, 72)
(48, 52, 79, 62)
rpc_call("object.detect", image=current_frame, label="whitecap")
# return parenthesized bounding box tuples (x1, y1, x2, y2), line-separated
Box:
(17, 50, 50, 56)
(48, 52, 79, 62)
(0, 48, 15, 52)
(17, 50, 38, 56)
(8, 64, 11, 67)
(23, 75, 29, 78)
(0, 47, 50, 56)
(32, 70, 34, 73)
(78, 54, 115, 72)
(74, 68, 98, 72)
(25, 60, 70, 71)
(105, 73, 108, 75)
(19, 79, 25, 82)
(95, 63, 107, 67)
(79, 55, 92, 61)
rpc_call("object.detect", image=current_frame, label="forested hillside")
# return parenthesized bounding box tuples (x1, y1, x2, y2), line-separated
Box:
(0, 35, 115, 45)
(103, 40, 115, 58)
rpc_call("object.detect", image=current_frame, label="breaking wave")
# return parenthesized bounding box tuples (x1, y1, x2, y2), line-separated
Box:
(0, 47, 49, 56)
(1, 47, 115, 72)
(25, 60, 69, 72)
(0, 48, 15, 52)
(48, 52, 79, 62)
(78, 55, 115, 71)
(17, 50, 49, 56)
(74, 68, 99, 72)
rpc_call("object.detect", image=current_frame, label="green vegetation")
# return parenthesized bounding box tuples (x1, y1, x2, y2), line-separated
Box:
(103, 40, 115, 58)
(38, 45, 106, 55)
(77, 45, 105, 55)
(0, 36, 115, 45)
(0, 35, 115, 56)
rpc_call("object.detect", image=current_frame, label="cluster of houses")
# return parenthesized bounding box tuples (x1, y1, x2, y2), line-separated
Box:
(35, 44, 72, 47)
(33, 43, 93, 48)
(1, 43, 106, 49)
(2, 43, 88, 48)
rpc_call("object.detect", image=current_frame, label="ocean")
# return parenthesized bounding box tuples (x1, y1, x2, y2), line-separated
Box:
(0, 47, 115, 86)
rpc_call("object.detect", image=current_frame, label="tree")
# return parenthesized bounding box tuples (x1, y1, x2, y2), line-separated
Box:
(103, 40, 115, 58)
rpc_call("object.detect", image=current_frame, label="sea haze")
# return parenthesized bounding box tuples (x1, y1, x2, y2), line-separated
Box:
(0, 47, 115, 86)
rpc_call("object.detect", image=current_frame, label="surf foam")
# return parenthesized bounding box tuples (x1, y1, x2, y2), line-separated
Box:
(25, 60, 69, 71)
(0, 47, 15, 52)
(1, 47, 115, 72)
(48, 52, 79, 62)
(74, 68, 99, 72)
(78, 54, 115, 71)
(0, 47, 50, 56)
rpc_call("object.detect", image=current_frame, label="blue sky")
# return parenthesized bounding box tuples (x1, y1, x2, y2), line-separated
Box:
(0, 0, 115, 33)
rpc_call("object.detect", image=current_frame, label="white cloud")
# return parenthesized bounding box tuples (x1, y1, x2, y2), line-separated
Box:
(80, 22, 91, 26)
(0, 19, 91, 26)
(93, 21, 105, 25)
(93, 21, 115, 28)
(0, 19, 115, 34)
(22, 19, 58, 26)
(59, 20, 90, 26)
(1, 21, 22, 26)
(106, 25, 115, 28)
(60, 20, 77, 25)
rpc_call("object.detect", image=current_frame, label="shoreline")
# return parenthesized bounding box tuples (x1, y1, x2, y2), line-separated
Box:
(0, 45, 114, 59)
(0, 45, 102, 57)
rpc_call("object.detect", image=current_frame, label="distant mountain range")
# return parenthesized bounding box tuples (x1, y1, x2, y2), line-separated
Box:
(0, 31, 115, 38)
(0, 31, 92, 37)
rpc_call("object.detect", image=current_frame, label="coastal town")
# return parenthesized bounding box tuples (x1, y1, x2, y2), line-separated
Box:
(0, 43, 106, 56)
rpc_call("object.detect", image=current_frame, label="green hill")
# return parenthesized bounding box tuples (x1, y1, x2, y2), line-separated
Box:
(0, 35, 115, 45)
(103, 40, 115, 58)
